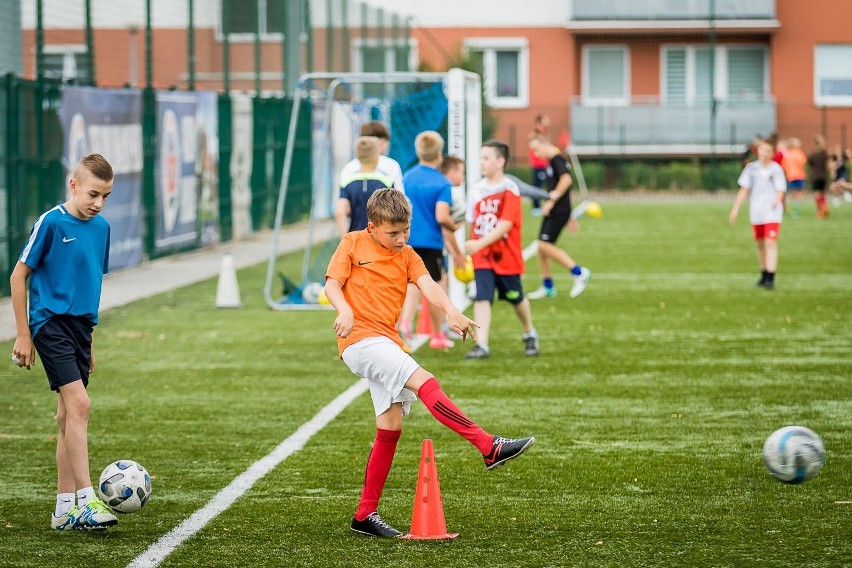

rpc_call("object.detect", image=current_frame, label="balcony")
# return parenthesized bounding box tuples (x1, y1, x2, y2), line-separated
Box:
(568, 0, 779, 34)
(570, 96, 776, 155)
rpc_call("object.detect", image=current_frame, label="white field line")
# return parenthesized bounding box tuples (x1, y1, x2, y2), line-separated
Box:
(127, 377, 369, 568)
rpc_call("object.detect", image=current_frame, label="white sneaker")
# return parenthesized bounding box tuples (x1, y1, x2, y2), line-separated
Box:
(844, 191, 852, 203)
(527, 286, 556, 300)
(569, 268, 591, 298)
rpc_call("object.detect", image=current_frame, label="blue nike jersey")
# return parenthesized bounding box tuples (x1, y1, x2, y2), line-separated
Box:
(19, 204, 110, 337)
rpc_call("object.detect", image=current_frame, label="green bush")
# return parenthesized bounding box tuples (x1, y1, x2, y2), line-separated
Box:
(576, 161, 603, 190)
(619, 161, 658, 190)
(701, 160, 743, 190)
(657, 162, 702, 190)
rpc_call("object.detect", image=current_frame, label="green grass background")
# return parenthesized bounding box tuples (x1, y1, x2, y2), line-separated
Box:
(0, 199, 850, 567)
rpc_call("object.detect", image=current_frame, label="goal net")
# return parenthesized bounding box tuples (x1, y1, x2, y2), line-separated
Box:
(263, 70, 482, 311)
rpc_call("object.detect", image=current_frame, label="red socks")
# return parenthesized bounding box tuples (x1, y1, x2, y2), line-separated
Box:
(354, 428, 401, 521)
(418, 377, 493, 455)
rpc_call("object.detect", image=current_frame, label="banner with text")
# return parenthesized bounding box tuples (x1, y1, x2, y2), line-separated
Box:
(60, 87, 144, 270)
(155, 91, 199, 254)
(196, 91, 220, 246)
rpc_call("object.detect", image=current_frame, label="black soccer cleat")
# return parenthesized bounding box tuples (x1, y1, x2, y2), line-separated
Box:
(483, 435, 535, 470)
(350, 512, 402, 538)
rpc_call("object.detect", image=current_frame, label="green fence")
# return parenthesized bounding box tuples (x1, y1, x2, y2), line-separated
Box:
(0, 77, 313, 295)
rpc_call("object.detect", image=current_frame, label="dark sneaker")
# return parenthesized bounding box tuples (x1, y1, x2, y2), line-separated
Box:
(762, 281, 775, 290)
(350, 512, 402, 538)
(465, 344, 490, 359)
(523, 335, 539, 357)
(483, 435, 536, 470)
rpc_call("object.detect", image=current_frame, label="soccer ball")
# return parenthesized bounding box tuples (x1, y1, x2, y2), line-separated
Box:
(301, 282, 323, 304)
(762, 426, 825, 484)
(453, 256, 474, 284)
(98, 460, 152, 513)
(585, 201, 603, 219)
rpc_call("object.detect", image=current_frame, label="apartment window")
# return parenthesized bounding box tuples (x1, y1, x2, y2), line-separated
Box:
(40, 45, 91, 83)
(815, 45, 852, 106)
(583, 46, 629, 105)
(464, 38, 529, 109)
(222, 0, 283, 37)
(663, 45, 767, 104)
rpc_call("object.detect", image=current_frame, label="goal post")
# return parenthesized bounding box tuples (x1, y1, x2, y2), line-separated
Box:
(263, 70, 482, 311)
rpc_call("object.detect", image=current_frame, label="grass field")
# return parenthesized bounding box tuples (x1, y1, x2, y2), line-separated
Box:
(1, 198, 850, 568)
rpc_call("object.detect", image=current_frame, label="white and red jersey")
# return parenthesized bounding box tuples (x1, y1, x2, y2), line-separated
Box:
(466, 176, 524, 275)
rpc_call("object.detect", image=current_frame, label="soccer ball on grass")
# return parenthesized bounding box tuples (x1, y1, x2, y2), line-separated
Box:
(98, 460, 152, 513)
(762, 426, 825, 484)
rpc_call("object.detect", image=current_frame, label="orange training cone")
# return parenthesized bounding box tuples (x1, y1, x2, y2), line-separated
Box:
(415, 297, 433, 335)
(402, 439, 459, 540)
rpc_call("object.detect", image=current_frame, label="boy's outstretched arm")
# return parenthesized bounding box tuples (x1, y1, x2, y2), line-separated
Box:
(10, 261, 35, 369)
(416, 274, 478, 342)
(324, 277, 354, 338)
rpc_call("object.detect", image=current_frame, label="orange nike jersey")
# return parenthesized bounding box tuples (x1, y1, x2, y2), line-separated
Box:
(326, 230, 428, 355)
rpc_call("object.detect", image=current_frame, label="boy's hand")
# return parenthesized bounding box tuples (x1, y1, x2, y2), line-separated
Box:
(541, 200, 554, 217)
(446, 312, 479, 343)
(729, 208, 739, 224)
(333, 308, 355, 338)
(567, 218, 579, 233)
(12, 337, 35, 370)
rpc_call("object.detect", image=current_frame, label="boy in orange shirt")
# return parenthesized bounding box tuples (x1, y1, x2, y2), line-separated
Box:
(781, 137, 807, 218)
(325, 188, 535, 538)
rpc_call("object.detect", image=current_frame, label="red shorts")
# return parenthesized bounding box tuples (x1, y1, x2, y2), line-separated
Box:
(752, 223, 780, 240)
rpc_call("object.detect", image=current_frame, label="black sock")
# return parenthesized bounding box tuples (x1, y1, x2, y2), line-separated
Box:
(767, 272, 775, 284)
(760, 270, 769, 283)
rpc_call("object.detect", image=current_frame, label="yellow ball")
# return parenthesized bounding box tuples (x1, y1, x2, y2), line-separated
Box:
(453, 256, 475, 284)
(586, 201, 603, 219)
(318, 287, 331, 305)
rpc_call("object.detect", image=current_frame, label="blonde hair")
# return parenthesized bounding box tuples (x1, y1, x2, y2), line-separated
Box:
(367, 187, 411, 226)
(787, 137, 801, 149)
(75, 153, 113, 182)
(415, 130, 444, 163)
(354, 136, 380, 164)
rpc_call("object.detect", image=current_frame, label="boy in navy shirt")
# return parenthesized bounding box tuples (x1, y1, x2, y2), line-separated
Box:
(11, 153, 118, 531)
(336, 137, 395, 237)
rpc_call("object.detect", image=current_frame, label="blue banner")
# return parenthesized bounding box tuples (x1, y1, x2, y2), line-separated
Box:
(60, 87, 144, 270)
(155, 92, 199, 253)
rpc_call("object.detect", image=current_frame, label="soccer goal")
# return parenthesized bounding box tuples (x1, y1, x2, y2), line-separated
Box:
(263, 69, 483, 311)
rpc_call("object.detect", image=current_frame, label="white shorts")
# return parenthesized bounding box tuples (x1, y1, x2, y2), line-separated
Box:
(341, 336, 420, 417)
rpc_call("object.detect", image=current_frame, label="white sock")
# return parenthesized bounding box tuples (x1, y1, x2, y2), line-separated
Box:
(54, 493, 75, 517)
(76, 487, 95, 507)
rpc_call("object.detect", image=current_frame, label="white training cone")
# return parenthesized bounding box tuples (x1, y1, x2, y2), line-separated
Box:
(215, 253, 242, 308)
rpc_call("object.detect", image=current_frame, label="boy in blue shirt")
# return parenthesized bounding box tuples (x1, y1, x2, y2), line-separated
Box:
(398, 131, 459, 349)
(10, 153, 118, 531)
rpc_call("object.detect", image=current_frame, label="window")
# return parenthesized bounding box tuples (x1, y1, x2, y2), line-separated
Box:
(583, 46, 629, 105)
(464, 38, 529, 109)
(815, 45, 852, 106)
(663, 45, 767, 104)
(40, 45, 91, 83)
(222, 0, 283, 37)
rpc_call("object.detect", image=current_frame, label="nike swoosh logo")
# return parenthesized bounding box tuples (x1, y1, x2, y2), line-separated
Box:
(63, 237, 77, 243)
(357, 260, 374, 266)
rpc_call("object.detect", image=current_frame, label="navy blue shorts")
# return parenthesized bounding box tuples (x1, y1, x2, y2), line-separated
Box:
(473, 269, 525, 305)
(33, 315, 92, 392)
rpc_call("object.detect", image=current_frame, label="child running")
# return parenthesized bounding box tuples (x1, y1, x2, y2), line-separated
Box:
(325, 188, 535, 537)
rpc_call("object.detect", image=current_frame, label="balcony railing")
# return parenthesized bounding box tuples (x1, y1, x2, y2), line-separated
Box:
(570, 96, 776, 152)
(570, 0, 775, 21)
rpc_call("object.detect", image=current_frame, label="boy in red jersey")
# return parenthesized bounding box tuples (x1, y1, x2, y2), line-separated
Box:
(325, 188, 535, 537)
(462, 140, 539, 359)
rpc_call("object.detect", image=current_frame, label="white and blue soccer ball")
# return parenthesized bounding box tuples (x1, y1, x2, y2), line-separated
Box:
(301, 281, 323, 304)
(762, 426, 825, 484)
(98, 460, 152, 513)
